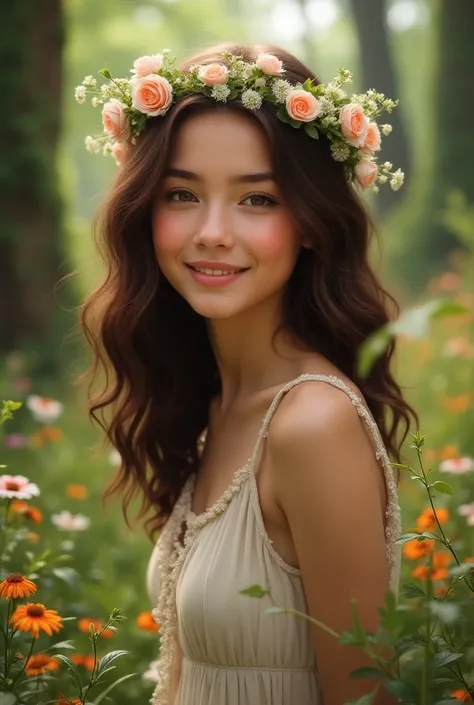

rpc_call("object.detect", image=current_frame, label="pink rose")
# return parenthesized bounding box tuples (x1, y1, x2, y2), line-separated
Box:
(255, 52, 284, 76)
(101, 99, 130, 142)
(340, 103, 369, 148)
(198, 63, 229, 86)
(285, 90, 321, 122)
(354, 159, 378, 188)
(111, 142, 127, 167)
(131, 53, 163, 78)
(131, 74, 173, 116)
(362, 122, 381, 153)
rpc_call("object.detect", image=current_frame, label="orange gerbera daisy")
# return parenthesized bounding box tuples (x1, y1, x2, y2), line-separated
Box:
(78, 617, 114, 638)
(416, 508, 449, 532)
(412, 551, 451, 582)
(136, 611, 159, 633)
(66, 484, 88, 500)
(11, 603, 63, 637)
(403, 538, 435, 561)
(25, 653, 60, 676)
(57, 693, 82, 705)
(0, 573, 37, 599)
(450, 690, 471, 702)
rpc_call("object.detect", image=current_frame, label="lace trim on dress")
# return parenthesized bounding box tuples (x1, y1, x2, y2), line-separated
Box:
(149, 373, 402, 705)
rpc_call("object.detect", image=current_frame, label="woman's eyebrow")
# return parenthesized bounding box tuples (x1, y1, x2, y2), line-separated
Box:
(164, 168, 275, 184)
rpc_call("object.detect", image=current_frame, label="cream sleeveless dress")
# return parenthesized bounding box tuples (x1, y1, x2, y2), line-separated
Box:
(146, 374, 402, 705)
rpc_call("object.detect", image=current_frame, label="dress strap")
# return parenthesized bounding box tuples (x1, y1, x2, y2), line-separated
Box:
(248, 373, 401, 590)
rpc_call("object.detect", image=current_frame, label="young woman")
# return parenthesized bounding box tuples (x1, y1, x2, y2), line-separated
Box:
(78, 43, 417, 705)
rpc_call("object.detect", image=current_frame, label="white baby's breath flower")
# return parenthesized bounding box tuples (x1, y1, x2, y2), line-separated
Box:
(74, 86, 87, 104)
(271, 79, 292, 104)
(381, 124, 392, 136)
(254, 77, 266, 88)
(85, 136, 101, 154)
(383, 161, 393, 170)
(324, 82, 346, 102)
(0, 475, 40, 500)
(318, 96, 337, 117)
(242, 64, 254, 80)
(51, 510, 91, 532)
(162, 48, 170, 54)
(211, 84, 231, 102)
(103, 142, 113, 156)
(372, 184, 380, 194)
(390, 169, 404, 191)
(26, 395, 63, 423)
(330, 141, 351, 162)
(91, 96, 102, 108)
(377, 174, 388, 184)
(82, 75, 97, 88)
(101, 83, 113, 99)
(320, 115, 338, 128)
(241, 89, 262, 111)
(366, 99, 378, 113)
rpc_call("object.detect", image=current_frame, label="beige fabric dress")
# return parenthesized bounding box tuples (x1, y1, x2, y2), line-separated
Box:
(146, 374, 402, 705)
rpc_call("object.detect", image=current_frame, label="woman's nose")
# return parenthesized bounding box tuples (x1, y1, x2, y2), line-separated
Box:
(193, 203, 233, 246)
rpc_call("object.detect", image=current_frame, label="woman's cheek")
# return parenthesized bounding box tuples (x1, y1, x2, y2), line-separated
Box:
(152, 211, 185, 256)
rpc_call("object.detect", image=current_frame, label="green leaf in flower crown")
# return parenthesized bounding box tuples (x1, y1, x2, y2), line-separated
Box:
(276, 106, 292, 124)
(304, 123, 319, 139)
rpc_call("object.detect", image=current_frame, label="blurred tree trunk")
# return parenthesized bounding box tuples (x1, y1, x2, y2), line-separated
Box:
(0, 1, 76, 375)
(390, 0, 474, 291)
(349, 0, 411, 218)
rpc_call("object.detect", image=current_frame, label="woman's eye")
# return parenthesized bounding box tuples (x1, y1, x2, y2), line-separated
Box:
(166, 189, 197, 203)
(241, 193, 277, 208)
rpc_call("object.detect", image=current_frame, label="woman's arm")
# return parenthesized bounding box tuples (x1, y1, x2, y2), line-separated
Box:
(268, 383, 397, 705)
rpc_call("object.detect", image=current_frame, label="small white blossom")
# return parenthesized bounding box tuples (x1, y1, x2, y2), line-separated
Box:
(377, 174, 388, 184)
(330, 141, 351, 162)
(109, 448, 122, 467)
(101, 83, 113, 99)
(103, 142, 113, 156)
(381, 124, 392, 136)
(271, 79, 292, 104)
(82, 75, 97, 88)
(51, 510, 90, 532)
(26, 395, 63, 423)
(162, 48, 170, 54)
(366, 99, 378, 113)
(142, 659, 160, 683)
(324, 83, 346, 102)
(318, 96, 337, 117)
(241, 89, 262, 111)
(0, 475, 40, 500)
(74, 85, 87, 104)
(242, 64, 254, 80)
(211, 84, 231, 102)
(383, 161, 393, 170)
(458, 503, 474, 525)
(372, 184, 380, 194)
(91, 96, 102, 108)
(254, 77, 266, 88)
(390, 169, 404, 191)
(320, 115, 338, 128)
(85, 136, 102, 154)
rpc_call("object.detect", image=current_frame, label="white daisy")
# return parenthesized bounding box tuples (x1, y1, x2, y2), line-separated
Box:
(26, 395, 63, 424)
(51, 510, 90, 531)
(0, 475, 40, 500)
(439, 457, 474, 474)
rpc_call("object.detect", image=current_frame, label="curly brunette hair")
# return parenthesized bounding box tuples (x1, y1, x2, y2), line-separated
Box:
(78, 42, 418, 541)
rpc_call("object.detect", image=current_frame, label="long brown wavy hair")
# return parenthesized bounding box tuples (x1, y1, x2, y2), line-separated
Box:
(78, 42, 418, 541)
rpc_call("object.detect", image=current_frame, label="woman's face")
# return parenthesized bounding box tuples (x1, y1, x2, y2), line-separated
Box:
(152, 109, 303, 320)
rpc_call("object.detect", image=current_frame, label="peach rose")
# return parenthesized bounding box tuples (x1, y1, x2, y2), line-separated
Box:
(198, 63, 229, 86)
(362, 122, 381, 153)
(101, 99, 129, 142)
(354, 159, 378, 188)
(340, 103, 369, 148)
(131, 54, 163, 78)
(255, 53, 284, 76)
(285, 90, 321, 122)
(111, 142, 127, 167)
(131, 74, 173, 116)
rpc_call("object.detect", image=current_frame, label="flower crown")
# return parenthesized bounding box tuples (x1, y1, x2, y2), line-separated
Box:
(75, 49, 404, 193)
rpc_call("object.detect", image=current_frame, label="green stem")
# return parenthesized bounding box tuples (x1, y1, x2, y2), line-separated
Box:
(11, 637, 36, 687)
(421, 566, 433, 705)
(4, 598, 12, 679)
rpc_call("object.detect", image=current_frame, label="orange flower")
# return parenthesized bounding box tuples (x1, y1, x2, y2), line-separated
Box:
(57, 693, 82, 705)
(439, 445, 460, 461)
(25, 653, 60, 676)
(416, 508, 449, 532)
(78, 617, 114, 638)
(71, 655, 84, 666)
(11, 603, 63, 638)
(83, 655, 96, 669)
(136, 611, 159, 633)
(0, 573, 37, 599)
(441, 394, 471, 415)
(66, 484, 88, 500)
(435, 585, 450, 598)
(450, 690, 470, 702)
(412, 551, 451, 582)
(403, 538, 435, 561)
(27, 532, 40, 544)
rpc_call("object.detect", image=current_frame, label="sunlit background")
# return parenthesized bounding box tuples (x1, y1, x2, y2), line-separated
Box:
(1, 0, 473, 702)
